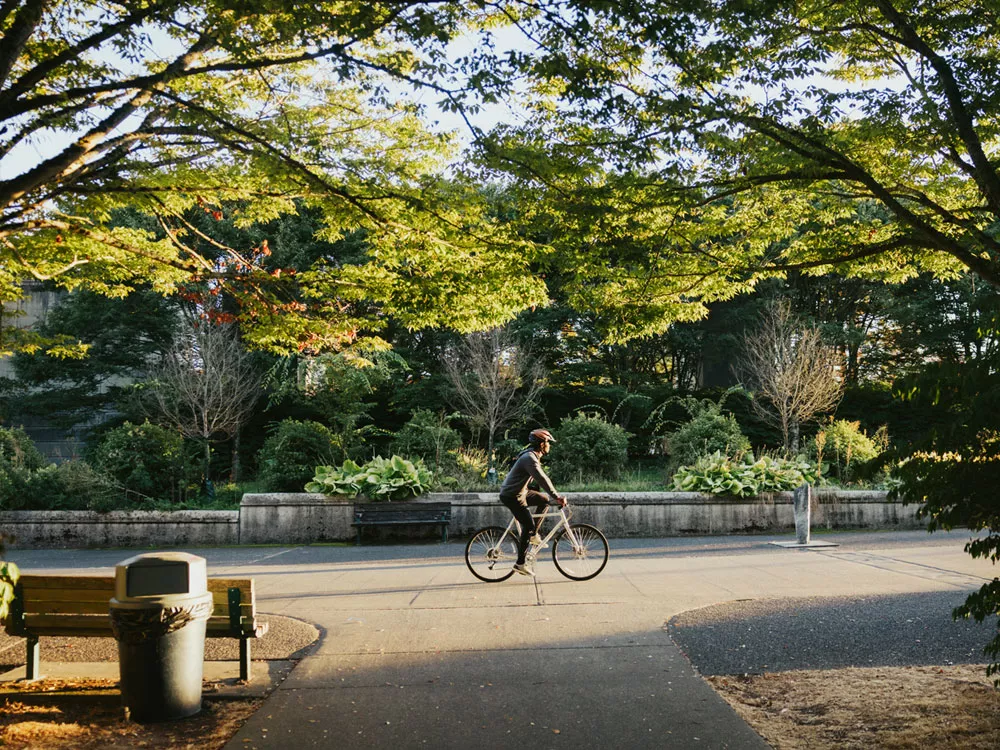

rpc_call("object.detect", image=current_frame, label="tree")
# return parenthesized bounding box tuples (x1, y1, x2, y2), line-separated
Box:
(442, 326, 545, 465)
(146, 321, 262, 482)
(9, 288, 179, 428)
(1, 1, 547, 356)
(467, 0, 1000, 336)
(737, 302, 843, 454)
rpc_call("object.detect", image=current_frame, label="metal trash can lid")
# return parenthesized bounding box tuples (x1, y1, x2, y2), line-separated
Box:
(114, 552, 208, 601)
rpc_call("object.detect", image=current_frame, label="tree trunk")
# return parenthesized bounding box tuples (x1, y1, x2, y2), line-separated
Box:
(230, 429, 241, 483)
(789, 420, 801, 455)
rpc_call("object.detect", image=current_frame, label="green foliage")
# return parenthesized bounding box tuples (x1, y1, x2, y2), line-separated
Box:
(548, 414, 630, 482)
(306, 455, 433, 501)
(891, 431, 1000, 683)
(433, 447, 491, 491)
(256, 419, 339, 492)
(0, 427, 46, 473)
(812, 420, 884, 484)
(87, 421, 186, 503)
(0, 426, 117, 511)
(3, 2, 551, 357)
(9, 289, 179, 429)
(672, 452, 819, 497)
(663, 396, 752, 473)
(0, 559, 18, 625)
(390, 410, 462, 467)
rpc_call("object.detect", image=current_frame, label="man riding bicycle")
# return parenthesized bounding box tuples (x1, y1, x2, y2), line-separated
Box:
(498, 428, 567, 577)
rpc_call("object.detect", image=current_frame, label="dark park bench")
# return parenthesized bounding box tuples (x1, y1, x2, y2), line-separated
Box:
(352, 502, 452, 544)
(4, 575, 268, 682)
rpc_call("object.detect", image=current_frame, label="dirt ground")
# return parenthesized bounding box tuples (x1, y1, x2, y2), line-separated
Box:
(0, 678, 259, 749)
(709, 663, 1000, 749)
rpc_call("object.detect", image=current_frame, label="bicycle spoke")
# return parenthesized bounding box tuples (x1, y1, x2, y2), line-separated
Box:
(552, 524, 609, 581)
(465, 526, 518, 583)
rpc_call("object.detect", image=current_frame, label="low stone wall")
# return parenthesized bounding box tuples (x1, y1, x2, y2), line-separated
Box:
(0, 510, 240, 549)
(0, 490, 920, 548)
(429, 490, 921, 538)
(238, 493, 352, 544)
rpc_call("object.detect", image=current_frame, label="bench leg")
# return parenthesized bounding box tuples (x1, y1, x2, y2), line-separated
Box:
(25, 635, 39, 681)
(240, 637, 251, 683)
(356, 527, 362, 545)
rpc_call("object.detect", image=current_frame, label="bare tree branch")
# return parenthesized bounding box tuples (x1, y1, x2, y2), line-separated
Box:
(736, 301, 843, 454)
(441, 326, 545, 460)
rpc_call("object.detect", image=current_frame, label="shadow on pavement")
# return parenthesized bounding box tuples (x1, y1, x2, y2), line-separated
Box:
(668, 590, 995, 675)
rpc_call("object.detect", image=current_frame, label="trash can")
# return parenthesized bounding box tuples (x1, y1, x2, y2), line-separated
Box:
(109, 552, 213, 722)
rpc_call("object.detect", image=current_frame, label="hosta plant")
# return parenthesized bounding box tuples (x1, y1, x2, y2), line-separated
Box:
(306, 455, 433, 501)
(671, 452, 818, 497)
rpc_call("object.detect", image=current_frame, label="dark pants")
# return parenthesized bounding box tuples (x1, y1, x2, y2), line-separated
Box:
(500, 490, 548, 565)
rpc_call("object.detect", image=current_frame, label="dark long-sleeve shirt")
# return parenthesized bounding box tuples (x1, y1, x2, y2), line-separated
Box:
(499, 449, 558, 502)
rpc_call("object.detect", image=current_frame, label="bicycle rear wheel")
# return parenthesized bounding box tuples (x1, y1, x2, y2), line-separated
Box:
(552, 524, 609, 580)
(466, 526, 518, 582)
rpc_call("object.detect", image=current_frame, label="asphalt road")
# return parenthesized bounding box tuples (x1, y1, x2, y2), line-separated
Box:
(669, 590, 996, 675)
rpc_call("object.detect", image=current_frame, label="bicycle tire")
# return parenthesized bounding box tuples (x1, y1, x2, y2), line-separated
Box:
(552, 523, 609, 581)
(466, 526, 518, 582)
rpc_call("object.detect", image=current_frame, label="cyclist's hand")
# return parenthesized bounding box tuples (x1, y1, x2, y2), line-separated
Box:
(555, 495, 568, 508)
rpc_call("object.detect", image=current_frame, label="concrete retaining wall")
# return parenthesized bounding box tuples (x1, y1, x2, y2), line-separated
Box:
(0, 510, 240, 549)
(1, 490, 919, 548)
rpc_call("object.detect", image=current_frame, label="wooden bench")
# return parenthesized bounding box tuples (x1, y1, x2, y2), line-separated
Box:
(352, 502, 452, 544)
(4, 575, 268, 682)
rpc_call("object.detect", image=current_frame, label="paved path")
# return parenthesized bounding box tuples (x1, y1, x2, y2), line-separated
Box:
(8, 529, 997, 749)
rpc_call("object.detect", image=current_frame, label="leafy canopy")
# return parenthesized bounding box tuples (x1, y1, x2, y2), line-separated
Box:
(1, 1, 547, 355)
(467, 0, 1000, 339)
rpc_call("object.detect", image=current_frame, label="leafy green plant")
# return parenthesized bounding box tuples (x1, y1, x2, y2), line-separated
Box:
(651, 391, 751, 472)
(390, 409, 462, 468)
(86, 421, 187, 503)
(671, 452, 819, 497)
(306, 455, 433, 501)
(891, 431, 1000, 683)
(548, 413, 630, 482)
(256, 419, 339, 492)
(0, 558, 18, 625)
(0, 531, 17, 625)
(0, 426, 46, 473)
(812, 419, 883, 484)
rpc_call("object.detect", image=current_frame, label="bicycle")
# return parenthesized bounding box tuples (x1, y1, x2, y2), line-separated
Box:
(465, 503, 609, 582)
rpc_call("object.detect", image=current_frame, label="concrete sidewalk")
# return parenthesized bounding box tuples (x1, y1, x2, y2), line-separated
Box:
(5, 529, 996, 749)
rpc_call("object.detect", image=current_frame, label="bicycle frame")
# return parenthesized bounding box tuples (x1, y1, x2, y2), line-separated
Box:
(508, 504, 581, 555)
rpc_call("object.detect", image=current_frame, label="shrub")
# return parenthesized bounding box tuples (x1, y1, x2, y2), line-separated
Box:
(306, 455, 433, 501)
(390, 410, 462, 468)
(0, 426, 45, 472)
(812, 419, 883, 484)
(21, 461, 117, 511)
(664, 397, 751, 472)
(434, 447, 489, 491)
(548, 414, 629, 482)
(0, 558, 18, 624)
(671, 451, 819, 497)
(256, 419, 339, 492)
(87, 421, 186, 502)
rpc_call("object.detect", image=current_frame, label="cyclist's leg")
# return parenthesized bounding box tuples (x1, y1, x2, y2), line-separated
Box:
(500, 494, 534, 565)
(524, 490, 548, 534)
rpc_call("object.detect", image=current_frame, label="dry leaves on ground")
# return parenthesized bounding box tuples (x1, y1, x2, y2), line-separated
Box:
(709, 664, 1000, 750)
(0, 678, 260, 750)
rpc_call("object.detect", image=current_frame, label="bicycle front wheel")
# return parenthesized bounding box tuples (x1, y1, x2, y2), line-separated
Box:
(466, 526, 518, 582)
(552, 524, 609, 581)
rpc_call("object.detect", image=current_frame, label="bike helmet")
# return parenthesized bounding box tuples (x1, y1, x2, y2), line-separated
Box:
(528, 428, 556, 445)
